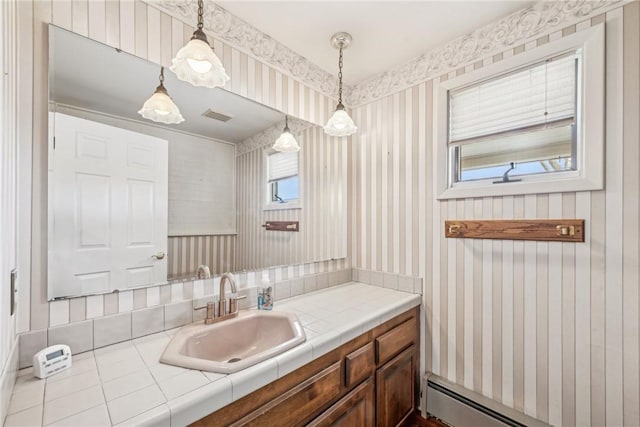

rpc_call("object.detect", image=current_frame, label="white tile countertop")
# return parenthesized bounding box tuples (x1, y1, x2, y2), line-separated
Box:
(4, 282, 421, 427)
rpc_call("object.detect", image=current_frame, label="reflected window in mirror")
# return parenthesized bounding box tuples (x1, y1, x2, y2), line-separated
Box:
(266, 151, 300, 209)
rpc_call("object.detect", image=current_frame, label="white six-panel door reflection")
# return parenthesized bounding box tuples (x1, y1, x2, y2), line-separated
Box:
(49, 113, 168, 299)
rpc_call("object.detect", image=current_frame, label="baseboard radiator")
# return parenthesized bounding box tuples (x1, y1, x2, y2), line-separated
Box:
(422, 373, 550, 427)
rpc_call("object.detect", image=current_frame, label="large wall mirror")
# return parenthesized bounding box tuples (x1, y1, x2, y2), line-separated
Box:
(47, 25, 347, 300)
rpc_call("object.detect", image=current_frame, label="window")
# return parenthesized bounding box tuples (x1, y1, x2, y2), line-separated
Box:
(266, 151, 300, 208)
(450, 52, 578, 183)
(435, 23, 605, 199)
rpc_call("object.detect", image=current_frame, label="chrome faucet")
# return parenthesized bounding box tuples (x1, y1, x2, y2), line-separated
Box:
(218, 272, 237, 316)
(194, 273, 246, 325)
(196, 264, 211, 279)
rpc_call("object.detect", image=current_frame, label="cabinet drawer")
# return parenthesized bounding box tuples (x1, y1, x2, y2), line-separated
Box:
(375, 317, 416, 365)
(232, 362, 342, 427)
(307, 377, 375, 427)
(344, 342, 375, 388)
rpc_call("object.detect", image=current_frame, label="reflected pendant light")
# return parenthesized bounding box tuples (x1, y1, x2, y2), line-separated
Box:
(273, 116, 300, 152)
(170, 0, 230, 88)
(324, 32, 357, 137)
(138, 67, 185, 124)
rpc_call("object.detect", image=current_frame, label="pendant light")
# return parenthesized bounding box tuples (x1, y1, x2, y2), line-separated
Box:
(170, 0, 230, 88)
(324, 32, 357, 137)
(273, 116, 300, 152)
(138, 67, 185, 124)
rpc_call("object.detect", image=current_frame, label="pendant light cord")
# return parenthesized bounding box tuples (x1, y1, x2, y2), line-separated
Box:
(155, 66, 168, 94)
(197, 0, 204, 30)
(337, 45, 344, 107)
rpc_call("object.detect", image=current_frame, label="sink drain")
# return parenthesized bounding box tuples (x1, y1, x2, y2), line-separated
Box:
(227, 357, 242, 363)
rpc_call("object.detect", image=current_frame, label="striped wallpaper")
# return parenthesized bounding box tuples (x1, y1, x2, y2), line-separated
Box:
(18, 0, 349, 334)
(349, 4, 639, 427)
(167, 234, 236, 280)
(236, 125, 348, 271)
(0, 0, 18, 388)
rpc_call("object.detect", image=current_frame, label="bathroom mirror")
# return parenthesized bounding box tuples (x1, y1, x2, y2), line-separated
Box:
(47, 25, 347, 300)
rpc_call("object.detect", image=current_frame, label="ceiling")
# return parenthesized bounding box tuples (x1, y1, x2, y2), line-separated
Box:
(216, 1, 536, 85)
(50, 25, 286, 143)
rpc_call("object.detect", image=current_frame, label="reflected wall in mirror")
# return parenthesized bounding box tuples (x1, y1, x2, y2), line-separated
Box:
(47, 25, 347, 300)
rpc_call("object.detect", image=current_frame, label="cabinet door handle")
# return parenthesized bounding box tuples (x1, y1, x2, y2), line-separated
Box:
(152, 251, 166, 260)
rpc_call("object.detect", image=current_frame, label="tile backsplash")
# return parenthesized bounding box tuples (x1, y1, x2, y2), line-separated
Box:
(352, 268, 423, 295)
(18, 268, 353, 369)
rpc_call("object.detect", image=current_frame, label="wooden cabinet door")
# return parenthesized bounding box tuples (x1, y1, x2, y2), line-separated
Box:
(307, 377, 375, 427)
(376, 346, 415, 427)
(231, 362, 342, 427)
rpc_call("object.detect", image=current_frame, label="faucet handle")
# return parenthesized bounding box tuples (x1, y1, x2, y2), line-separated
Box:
(194, 301, 214, 311)
(194, 301, 216, 324)
(228, 294, 246, 314)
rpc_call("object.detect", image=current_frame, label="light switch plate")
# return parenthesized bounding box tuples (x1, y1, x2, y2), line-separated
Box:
(10, 269, 17, 315)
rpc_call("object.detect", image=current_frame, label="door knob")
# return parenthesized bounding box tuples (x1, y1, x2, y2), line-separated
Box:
(152, 251, 166, 260)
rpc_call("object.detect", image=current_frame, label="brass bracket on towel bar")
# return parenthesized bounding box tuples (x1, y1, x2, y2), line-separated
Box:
(261, 221, 299, 232)
(444, 219, 585, 242)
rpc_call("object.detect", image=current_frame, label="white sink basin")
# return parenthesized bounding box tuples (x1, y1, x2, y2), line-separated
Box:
(160, 310, 306, 374)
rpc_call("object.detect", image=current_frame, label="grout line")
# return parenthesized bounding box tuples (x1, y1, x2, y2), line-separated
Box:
(40, 376, 46, 426)
(97, 378, 113, 427)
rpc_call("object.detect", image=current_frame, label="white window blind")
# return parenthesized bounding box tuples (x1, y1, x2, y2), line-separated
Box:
(268, 151, 298, 182)
(449, 52, 578, 144)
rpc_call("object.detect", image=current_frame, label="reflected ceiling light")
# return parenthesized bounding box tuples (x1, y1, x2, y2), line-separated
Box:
(273, 116, 300, 152)
(170, 0, 230, 88)
(138, 67, 185, 124)
(324, 32, 357, 137)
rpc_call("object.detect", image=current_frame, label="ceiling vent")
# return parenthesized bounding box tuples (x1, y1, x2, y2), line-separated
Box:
(202, 109, 233, 122)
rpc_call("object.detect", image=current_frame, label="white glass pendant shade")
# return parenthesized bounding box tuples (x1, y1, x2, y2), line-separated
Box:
(138, 86, 184, 124)
(273, 129, 300, 152)
(171, 38, 230, 88)
(324, 107, 357, 136)
(325, 33, 356, 137)
(273, 117, 300, 152)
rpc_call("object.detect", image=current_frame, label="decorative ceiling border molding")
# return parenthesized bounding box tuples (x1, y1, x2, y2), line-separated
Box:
(148, 0, 341, 100)
(237, 116, 313, 156)
(345, 0, 624, 107)
(148, 0, 626, 109)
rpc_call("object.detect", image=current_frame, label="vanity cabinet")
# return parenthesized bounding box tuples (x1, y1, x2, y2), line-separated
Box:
(191, 306, 419, 427)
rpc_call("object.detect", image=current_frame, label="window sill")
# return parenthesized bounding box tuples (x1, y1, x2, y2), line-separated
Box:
(263, 201, 302, 211)
(437, 171, 603, 200)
